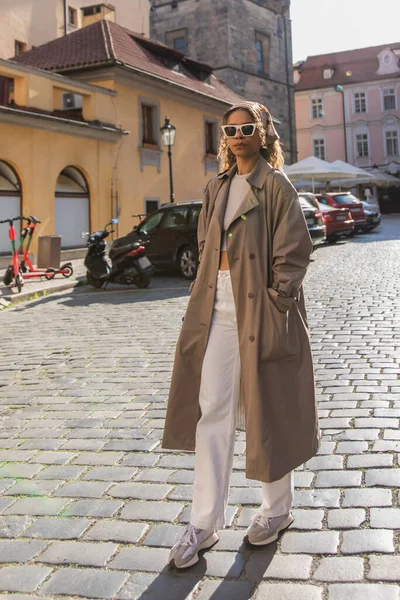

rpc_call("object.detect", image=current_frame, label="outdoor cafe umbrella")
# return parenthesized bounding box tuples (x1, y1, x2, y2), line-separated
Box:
(284, 156, 357, 193)
(330, 166, 400, 188)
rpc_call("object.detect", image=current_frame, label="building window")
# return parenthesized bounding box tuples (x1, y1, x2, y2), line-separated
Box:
(166, 29, 187, 54)
(205, 120, 218, 155)
(323, 68, 334, 79)
(0, 76, 14, 105)
(354, 92, 366, 114)
(83, 5, 101, 16)
(313, 138, 326, 160)
(255, 33, 270, 74)
(142, 104, 157, 145)
(14, 40, 27, 56)
(145, 198, 160, 215)
(386, 130, 399, 155)
(383, 89, 396, 111)
(139, 98, 161, 171)
(356, 134, 369, 158)
(68, 6, 78, 26)
(311, 98, 324, 119)
(173, 37, 186, 53)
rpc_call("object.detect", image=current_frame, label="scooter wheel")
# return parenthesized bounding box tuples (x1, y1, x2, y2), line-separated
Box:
(60, 263, 73, 278)
(15, 273, 23, 293)
(135, 273, 150, 289)
(86, 271, 103, 289)
(45, 268, 56, 280)
(2, 266, 13, 286)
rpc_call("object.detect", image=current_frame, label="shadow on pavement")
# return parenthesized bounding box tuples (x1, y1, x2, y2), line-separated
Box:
(9, 276, 190, 311)
(136, 540, 278, 600)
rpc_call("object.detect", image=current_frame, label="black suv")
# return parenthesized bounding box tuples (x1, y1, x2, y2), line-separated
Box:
(135, 194, 325, 279)
(134, 201, 201, 279)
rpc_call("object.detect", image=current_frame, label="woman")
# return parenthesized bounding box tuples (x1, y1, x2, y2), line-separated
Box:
(162, 101, 319, 569)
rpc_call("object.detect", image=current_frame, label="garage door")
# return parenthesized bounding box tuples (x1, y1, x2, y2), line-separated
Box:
(55, 168, 89, 248)
(0, 163, 21, 254)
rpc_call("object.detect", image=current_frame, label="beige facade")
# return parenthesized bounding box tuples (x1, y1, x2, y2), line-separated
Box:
(0, 54, 236, 255)
(0, 0, 150, 59)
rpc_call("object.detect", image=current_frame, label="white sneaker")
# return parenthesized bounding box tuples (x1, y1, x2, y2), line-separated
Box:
(169, 524, 219, 569)
(246, 512, 294, 546)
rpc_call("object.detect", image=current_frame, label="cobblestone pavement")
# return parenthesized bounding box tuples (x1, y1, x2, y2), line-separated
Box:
(0, 216, 399, 600)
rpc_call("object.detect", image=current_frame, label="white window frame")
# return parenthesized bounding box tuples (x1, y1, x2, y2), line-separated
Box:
(385, 129, 399, 157)
(68, 6, 78, 26)
(204, 118, 218, 156)
(382, 88, 397, 111)
(356, 133, 369, 158)
(203, 116, 219, 174)
(323, 68, 334, 79)
(311, 98, 324, 120)
(312, 138, 326, 160)
(138, 97, 161, 172)
(354, 91, 367, 114)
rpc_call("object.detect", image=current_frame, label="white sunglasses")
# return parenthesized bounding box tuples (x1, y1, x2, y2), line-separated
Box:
(221, 123, 257, 138)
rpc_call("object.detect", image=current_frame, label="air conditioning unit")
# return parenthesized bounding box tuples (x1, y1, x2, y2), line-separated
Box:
(62, 92, 83, 110)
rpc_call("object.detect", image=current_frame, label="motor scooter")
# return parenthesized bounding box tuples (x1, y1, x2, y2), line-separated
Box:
(84, 219, 154, 289)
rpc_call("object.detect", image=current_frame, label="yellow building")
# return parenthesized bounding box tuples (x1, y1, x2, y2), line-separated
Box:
(0, 0, 150, 59)
(1, 20, 241, 257)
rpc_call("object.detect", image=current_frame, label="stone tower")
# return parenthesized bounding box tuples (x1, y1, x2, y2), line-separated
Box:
(150, 0, 297, 162)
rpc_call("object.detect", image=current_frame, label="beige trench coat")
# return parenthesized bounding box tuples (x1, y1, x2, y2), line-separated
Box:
(162, 155, 320, 483)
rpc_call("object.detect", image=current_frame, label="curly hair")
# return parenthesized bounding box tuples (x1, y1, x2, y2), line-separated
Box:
(218, 103, 285, 172)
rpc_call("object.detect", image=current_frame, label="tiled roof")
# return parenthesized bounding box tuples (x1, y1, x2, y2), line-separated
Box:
(13, 20, 242, 105)
(295, 42, 400, 91)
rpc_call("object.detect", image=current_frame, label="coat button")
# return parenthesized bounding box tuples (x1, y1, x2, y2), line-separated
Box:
(249, 335, 255, 342)
(248, 293, 254, 299)
(249, 253, 255, 259)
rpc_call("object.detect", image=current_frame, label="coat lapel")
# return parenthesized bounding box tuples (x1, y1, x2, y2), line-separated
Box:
(211, 155, 274, 233)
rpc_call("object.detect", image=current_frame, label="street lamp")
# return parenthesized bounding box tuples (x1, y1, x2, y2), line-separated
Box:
(160, 116, 176, 203)
(334, 84, 349, 163)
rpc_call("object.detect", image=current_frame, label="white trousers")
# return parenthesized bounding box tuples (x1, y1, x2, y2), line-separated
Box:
(190, 270, 294, 530)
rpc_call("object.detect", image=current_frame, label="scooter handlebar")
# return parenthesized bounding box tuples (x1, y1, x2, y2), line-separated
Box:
(0, 216, 23, 224)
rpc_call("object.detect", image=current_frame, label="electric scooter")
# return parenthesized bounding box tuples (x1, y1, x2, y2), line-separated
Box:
(84, 219, 154, 289)
(1, 217, 24, 292)
(18, 216, 73, 279)
(2, 216, 74, 289)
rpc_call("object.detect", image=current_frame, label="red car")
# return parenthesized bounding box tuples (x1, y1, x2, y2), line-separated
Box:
(315, 192, 366, 233)
(318, 203, 354, 243)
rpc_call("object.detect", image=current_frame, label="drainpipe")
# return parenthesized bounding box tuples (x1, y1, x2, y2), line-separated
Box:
(63, 0, 68, 35)
(282, 10, 296, 163)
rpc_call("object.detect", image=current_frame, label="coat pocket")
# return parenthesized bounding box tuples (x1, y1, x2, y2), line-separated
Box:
(260, 288, 301, 361)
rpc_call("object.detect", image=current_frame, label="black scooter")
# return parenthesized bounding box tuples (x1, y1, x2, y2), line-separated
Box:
(84, 219, 154, 289)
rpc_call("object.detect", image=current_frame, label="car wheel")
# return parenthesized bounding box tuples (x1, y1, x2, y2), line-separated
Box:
(327, 236, 338, 244)
(178, 246, 198, 280)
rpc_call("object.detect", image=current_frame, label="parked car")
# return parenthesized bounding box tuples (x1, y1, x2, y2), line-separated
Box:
(134, 191, 329, 279)
(361, 200, 381, 232)
(315, 192, 366, 233)
(298, 193, 326, 246)
(317, 203, 354, 243)
(133, 201, 202, 279)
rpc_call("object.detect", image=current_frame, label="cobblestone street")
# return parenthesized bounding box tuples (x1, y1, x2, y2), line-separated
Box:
(0, 216, 399, 599)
